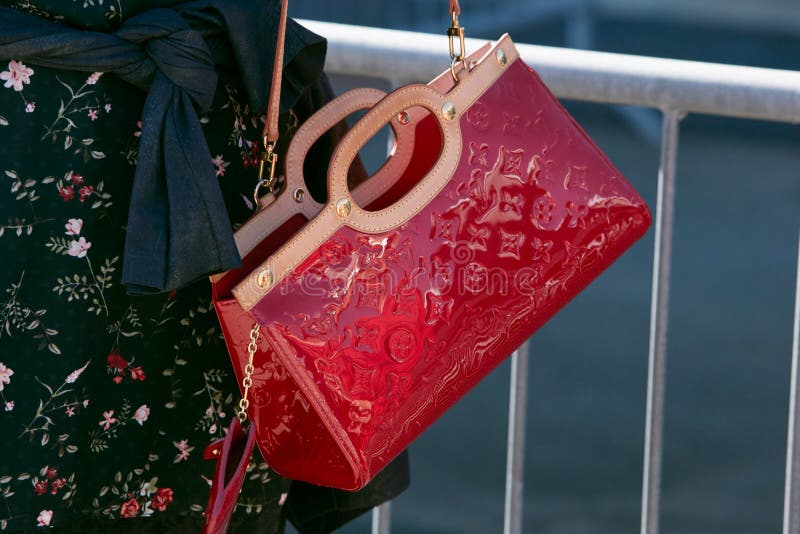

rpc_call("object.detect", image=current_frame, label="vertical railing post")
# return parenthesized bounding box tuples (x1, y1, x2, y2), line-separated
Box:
(503, 344, 530, 534)
(372, 502, 391, 534)
(640, 109, 682, 534)
(782, 232, 800, 534)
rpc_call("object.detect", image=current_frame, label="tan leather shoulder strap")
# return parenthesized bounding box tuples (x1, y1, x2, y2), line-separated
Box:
(262, 0, 289, 148)
(450, 0, 461, 16)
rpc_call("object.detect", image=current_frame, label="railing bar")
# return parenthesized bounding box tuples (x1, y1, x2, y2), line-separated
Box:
(640, 109, 682, 534)
(371, 502, 391, 534)
(503, 343, 530, 534)
(782, 231, 800, 534)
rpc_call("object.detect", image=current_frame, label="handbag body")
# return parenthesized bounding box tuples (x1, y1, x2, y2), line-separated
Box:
(216, 27, 651, 490)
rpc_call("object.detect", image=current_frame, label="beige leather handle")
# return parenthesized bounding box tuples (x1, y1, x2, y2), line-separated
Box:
(326, 84, 461, 232)
(284, 87, 415, 203)
(220, 88, 418, 269)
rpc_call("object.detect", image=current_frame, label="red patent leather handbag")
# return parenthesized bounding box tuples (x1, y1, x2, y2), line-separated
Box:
(212, 0, 651, 499)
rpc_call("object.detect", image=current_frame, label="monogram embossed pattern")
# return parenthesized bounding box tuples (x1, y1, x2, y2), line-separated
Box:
(221, 58, 651, 490)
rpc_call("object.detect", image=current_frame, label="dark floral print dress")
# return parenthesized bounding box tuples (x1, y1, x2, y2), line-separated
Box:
(0, 1, 407, 533)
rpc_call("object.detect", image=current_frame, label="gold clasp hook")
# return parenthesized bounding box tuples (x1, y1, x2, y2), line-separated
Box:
(447, 7, 468, 82)
(253, 138, 278, 206)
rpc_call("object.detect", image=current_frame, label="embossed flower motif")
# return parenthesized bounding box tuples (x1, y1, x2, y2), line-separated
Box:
(531, 195, 557, 230)
(432, 257, 454, 292)
(468, 142, 491, 169)
(466, 101, 490, 131)
(532, 237, 554, 263)
(321, 237, 350, 266)
(564, 164, 589, 191)
(502, 112, 531, 135)
(498, 192, 524, 220)
(386, 327, 415, 363)
(462, 262, 487, 294)
(431, 212, 456, 242)
(500, 147, 525, 181)
(424, 293, 454, 325)
(566, 201, 589, 229)
(0, 60, 34, 92)
(357, 237, 386, 270)
(467, 224, 489, 250)
(498, 230, 524, 260)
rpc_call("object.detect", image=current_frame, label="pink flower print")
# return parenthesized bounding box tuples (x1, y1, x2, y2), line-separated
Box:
(279, 492, 288, 506)
(34, 480, 48, 496)
(133, 120, 142, 137)
(65, 406, 75, 417)
(64, 218, 83, 236)
(45, 467, 58, 480)
(120, 498, 139, 518)
(0, 60, 34, 92)
(133, 404, 150, 425)
(212, 155, 228, 177)
(50, 478, 66, 495)
(173, 439, 194, 463)
(68, 172, 83, 185)
(4, 400, 13, 411)
(58, 186, 74, 202)
(82, 399, 89, 408)
(67, 237, 91, 258)
(104, 103, 112, 113)
(87, 109, 98, 121)
(0, 362, 13, 391)
(151, 488, 173, 512)
(25, 101, 35, 113)
(86, 72, 103, 85)
(78, 185, 93, 202)
(107, 352, 128, 372)
(65, 360, 89, 383)
(129, 366, 146, 381)
(208, 423, 217, 434)
(36, 509, 53, 527)
(112, 376, 123, 384)
(98, 410, 117, 431)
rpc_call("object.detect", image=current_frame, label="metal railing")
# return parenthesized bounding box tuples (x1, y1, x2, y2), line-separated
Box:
(298, 19, 800, 534)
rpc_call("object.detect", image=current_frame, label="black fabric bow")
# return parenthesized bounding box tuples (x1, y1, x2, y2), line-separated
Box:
(0, 1, 325, 293)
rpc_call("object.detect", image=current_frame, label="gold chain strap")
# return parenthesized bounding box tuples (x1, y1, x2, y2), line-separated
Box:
(237, 324, 260, 422)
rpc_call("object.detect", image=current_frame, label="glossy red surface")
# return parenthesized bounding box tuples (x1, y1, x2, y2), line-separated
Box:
(215, 58, 650, 491)
(202, 417, 256, 534)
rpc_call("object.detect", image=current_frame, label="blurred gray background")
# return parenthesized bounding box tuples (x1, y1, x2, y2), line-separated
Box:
(288, 1, 800, 532)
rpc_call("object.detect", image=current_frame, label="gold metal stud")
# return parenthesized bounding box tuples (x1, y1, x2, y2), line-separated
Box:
(496, 48, 507, 66)
(442, 101, 456, 121)
(256, 268, 273, 289)
(336, 198, 352, 218)
(397, 111, 410, 125)
(293, 188, 305, 202)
